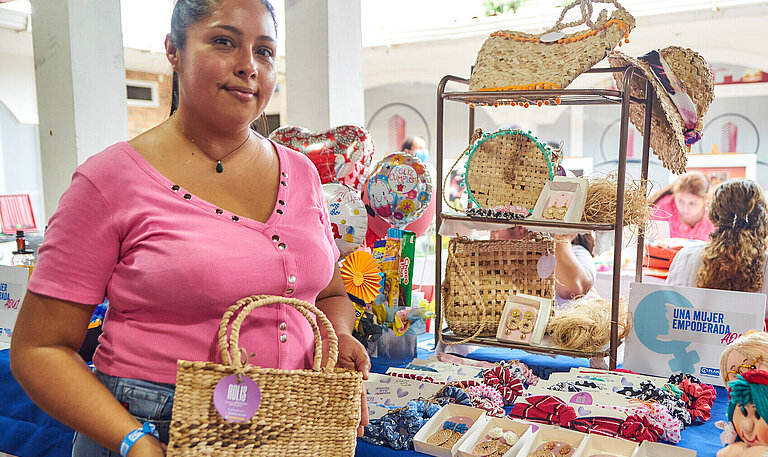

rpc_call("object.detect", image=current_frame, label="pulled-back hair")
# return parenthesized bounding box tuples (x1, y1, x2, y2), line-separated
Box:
(169, 0, 277, 114)
(696, 179, 768, 292)
(649, 171, 710, 205)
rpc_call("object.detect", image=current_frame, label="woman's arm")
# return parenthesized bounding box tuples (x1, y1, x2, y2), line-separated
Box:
(10, 291, 164, 456)
(315, 265, 370, 436)
(554, 236, 595, 300)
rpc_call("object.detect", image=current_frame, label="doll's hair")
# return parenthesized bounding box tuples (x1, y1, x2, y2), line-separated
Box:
(696, 179, 768, 292)
(720, 331, 768, 386)
(728, 375, 768, 422)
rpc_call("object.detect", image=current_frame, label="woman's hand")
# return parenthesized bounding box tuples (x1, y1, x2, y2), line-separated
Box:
(336, 332, 371, 437)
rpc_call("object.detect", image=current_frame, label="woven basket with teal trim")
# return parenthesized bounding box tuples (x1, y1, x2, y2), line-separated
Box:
(461, 128, 555, 212)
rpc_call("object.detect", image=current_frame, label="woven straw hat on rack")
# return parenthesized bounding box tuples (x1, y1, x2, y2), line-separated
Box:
(608, 46, 715, 174)
(469, 0, 635, 92)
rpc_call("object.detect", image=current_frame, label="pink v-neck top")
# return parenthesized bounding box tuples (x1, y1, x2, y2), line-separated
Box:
(28, 141, 339, 384)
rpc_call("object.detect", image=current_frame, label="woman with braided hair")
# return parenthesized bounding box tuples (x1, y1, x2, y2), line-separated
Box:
(668, 179, 768, 312)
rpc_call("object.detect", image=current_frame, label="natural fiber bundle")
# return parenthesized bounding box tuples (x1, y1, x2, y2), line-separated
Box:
(581, 172, 651, 226)
(546, 296, 630, 352)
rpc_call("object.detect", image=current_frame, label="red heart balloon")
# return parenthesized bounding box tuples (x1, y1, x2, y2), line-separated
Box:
(269, 125, 375, 192)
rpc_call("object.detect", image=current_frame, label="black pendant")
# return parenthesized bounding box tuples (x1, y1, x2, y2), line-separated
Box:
(216, 161, 223, 173)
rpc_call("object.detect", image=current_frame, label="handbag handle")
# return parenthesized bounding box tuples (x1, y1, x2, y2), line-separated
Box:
(545, 0, 628, 33)
(218, 295, 338, 372)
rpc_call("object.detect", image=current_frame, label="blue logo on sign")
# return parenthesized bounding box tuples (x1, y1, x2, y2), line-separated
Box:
(700, 367, 720, 377)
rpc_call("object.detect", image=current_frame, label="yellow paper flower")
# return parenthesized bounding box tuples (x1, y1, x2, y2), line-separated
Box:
(340, 251, 383, 303)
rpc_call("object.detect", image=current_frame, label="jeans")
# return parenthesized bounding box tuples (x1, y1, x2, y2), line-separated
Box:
(71, 370, 175, 457)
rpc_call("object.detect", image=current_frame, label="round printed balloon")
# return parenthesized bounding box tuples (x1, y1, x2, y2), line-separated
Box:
(366, 153, 432, 228)
(322, 183, 367, 259)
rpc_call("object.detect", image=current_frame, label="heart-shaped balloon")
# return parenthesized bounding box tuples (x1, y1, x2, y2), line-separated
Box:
(322, 183, 367, 259)
(536, 253, 557, 279)
(269, 125, 374, 191)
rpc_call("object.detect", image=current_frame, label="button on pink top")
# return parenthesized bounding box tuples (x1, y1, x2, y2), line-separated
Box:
(28, 141, 339, 384)
(651, 193, 715, 241)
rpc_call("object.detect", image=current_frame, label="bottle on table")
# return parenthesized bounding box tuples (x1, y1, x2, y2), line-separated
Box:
(11, 229, 35, 278)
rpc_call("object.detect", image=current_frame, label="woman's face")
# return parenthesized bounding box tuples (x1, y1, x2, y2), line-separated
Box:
(168, 0, 277, 128)
(674, 191, 707, 225)
(733, 403, 768, 446)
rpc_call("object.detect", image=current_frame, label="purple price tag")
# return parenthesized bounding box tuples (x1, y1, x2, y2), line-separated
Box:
(213, 375, 261, 422)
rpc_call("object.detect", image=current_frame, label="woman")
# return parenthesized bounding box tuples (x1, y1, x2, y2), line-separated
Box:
(651, 171, 715, 240)
(10, 1, 369, 456)
(668, 179, 768, 305)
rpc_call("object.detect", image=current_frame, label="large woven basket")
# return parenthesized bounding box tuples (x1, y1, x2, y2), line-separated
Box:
(167, 295, 363, 457)
(441, 237, 555, 343)
(469, 0, 635, 92)
(463, 128, 555, 212)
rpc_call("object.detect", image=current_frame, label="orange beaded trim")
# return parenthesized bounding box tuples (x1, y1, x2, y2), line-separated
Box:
(477, 82, 561, 92)
(490, 19, 630, 46)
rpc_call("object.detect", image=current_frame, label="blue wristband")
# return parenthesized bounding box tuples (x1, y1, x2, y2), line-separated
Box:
(119, 421, 159, 457)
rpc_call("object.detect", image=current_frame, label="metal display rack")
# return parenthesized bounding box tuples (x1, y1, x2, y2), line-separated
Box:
(434, 67, 656, 369)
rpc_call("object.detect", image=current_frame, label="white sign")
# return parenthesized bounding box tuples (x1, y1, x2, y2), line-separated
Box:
(624, 282, 766, 387)
(0, 265, 30, 346)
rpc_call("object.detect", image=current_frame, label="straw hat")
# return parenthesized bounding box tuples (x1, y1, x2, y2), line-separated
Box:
(608, 46, 714, 174)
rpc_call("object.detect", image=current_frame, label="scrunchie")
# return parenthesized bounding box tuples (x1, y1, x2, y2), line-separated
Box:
(501, 361, 540, 386)
(387, 372, 435, 383)
(619, 414, 664, 442)
(434, 386, 472, 407)
(483, 366, 524, 405)
(678, 377, 716, 422)
(466, 384, 505, 417)
(362, 400, 442, 450)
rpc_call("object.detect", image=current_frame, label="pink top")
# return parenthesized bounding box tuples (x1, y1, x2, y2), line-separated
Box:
(28, 141, 340, 384)
(651, 194, 715, 241)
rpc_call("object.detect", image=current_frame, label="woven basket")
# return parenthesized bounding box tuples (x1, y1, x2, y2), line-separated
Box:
(441, 237, 555, 343)
(469, 0, 635, 92)
(460, 128, 554, 213)
(167, 295, 362, 457)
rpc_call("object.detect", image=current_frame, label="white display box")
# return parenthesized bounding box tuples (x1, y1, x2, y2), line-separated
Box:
(413, 404, 486, 457)
(573, 434, 638, 457)
(515, 424, 587, 457)
(496, 293, 552, 346)
(531, 176, 589, 223)
(457, 416, 533, 457)
(631, 441, 696, 457)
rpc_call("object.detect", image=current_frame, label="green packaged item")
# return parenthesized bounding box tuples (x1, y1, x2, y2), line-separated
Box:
(388, 228, 415, 308)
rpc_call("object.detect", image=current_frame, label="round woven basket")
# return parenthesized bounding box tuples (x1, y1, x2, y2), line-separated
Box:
(167, 295, 362, 457)
(464, 129, 555, 212)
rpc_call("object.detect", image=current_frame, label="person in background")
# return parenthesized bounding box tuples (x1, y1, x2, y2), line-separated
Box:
(10, 1, 369, 456)
(650, 171, 715, 240)
(668, 179, 768, 315)
(401, 136, 429, 164)
(490, 227, 596, 308)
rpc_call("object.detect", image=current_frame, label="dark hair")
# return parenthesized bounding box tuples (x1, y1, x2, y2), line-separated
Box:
(169, 0, 277, 115)
(401, 136, 425, 152)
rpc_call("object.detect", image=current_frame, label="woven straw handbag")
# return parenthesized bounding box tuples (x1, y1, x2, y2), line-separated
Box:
(469, 0, 635, 92)
(167, 295, 363, 457)
(441, 236, 555, 344)
(445, 128, 555, 214)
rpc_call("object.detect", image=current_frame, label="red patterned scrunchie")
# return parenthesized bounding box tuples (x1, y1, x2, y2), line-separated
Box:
(679, 378, 716, 422)
(483, 366, 524, 405)
(619, 414, 664, 442)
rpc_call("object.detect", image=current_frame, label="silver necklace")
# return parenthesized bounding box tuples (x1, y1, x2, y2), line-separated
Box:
(172, 114, 251, 173)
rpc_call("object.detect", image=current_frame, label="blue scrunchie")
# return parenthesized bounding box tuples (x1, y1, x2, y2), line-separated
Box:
(362, 400, 442, 450)
(434, 386, 472, 407)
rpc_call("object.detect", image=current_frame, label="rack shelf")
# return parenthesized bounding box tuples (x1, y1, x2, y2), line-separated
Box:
(441, 211, 615, 232)
(440, 330, 611, 359)
(434, 67, 656, 370)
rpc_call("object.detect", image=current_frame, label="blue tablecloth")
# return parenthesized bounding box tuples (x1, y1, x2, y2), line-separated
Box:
(0, 339, 725, 457)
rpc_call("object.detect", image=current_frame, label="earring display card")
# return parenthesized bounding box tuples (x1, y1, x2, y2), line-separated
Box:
(572, 434, 638, 457)
(515, 426, 587, 457)
(365, 373, 443, 414)
(456, 417, 532, 457)
(531, 177, 589, 226)
(413, 403, 486, 457)
(496, 292, 552, 346)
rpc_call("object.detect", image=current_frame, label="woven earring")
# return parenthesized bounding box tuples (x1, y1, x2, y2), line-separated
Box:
(519, 311, 535, 340)
(505, 309, 522, 334)
(554, 204, 568, 220)
(543, 205, 558, 219)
